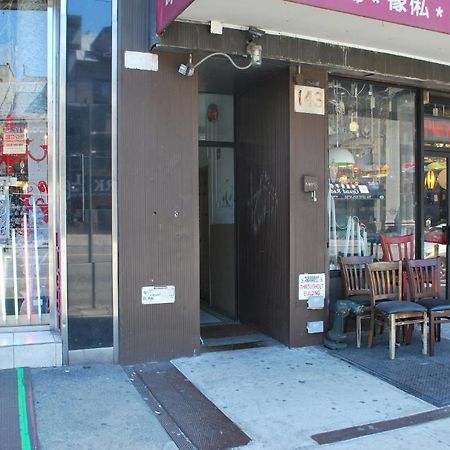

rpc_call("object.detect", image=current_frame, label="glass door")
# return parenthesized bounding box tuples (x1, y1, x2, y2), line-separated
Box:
(423, 92, 450, 300)
(66, 0, 113, 351)
(423, 155, 448, 298)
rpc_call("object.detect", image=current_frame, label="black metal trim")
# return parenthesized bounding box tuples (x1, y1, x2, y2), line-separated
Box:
(198, 141, 235, 148)
(148, 0, 160, 49)
(422, 91, 450, 299)
(416, 89, 425, 260)
(447, 154, 450, 302)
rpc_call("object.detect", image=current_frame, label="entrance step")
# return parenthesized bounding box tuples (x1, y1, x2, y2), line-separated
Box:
(0, 330, 62, 370)
(200, 323, 279, 351)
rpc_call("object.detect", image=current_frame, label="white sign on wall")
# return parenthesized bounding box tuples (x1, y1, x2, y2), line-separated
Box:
(294, 85, 325, 115)
(142, 285, 175, 304)
(3, 131, 26, 154)
(124, 51, 159, 72)
(298, 273, 326, 300)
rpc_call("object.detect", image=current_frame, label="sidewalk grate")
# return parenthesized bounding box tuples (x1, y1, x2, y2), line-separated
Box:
(131, 362, 251, 450)
(328, 334, 450, 407)
(312, 406, 450, 445)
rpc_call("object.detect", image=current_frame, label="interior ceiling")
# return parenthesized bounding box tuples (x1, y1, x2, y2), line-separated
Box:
(180, 0, 450, 67)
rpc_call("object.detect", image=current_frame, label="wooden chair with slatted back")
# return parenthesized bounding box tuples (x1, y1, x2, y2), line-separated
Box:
(339, 256, 373, 348)
(406, 257, 450, 356)
(367, 261, 427, 359)
(380, 234, 415, 306)
(380, 234, 415, 262)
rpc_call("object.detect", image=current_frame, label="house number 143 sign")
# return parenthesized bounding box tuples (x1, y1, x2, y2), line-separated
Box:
(294, 85, 325, 115)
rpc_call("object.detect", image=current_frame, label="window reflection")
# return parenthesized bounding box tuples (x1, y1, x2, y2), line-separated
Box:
(328, 79, 416, 269)
(0, 3, 50, 326)
(66, 0, 112, 349)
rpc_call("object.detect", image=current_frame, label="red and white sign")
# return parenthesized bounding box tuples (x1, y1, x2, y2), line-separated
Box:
(3, 131, 26, 155)
(425, 117, 450, 142)
(156, 0, 195, 34)
(299, 273, 326, 300)
(287, 0, 450, 35)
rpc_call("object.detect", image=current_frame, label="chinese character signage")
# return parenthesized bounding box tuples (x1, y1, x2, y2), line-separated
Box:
(156, 0, 195, 34)
(286, 0, 449, 34)
(330, 181, 385, 199)
(424, 117, 450, 143)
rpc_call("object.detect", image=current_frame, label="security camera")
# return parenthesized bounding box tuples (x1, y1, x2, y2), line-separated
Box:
(178, 63, 195, 77)
(248, 26, 265, 42)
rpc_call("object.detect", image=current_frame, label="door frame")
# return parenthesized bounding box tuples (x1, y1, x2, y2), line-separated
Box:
(59, 0, 119, 364)
(421, 151, 450, 301)
(419, 89, 450, 301)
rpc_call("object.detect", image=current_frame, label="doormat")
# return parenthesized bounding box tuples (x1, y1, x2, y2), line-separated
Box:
(131, 362, 251, 450)
(0, 368, 39, 450)
(329, 334, 450, 407)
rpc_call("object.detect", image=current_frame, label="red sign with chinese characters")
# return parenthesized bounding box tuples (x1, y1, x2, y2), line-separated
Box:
(286, 0, 449, 34)
(156, 0, 195, 34)
(425, 117, 450, 142)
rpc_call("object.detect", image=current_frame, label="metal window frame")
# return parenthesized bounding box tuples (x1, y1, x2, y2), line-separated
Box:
(112, 0, 119, 363)
(58, 0, 69, 363)
(0, 2, 57, 330)
(421, 90, 450, 301)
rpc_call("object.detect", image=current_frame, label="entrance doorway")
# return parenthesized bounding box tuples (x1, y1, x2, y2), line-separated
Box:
(423, 92, 450, 300)
(198, 119, 275, 347)
(197, 59, 290, 348)
(423, 155, 448, 298)
(199, 93, 236, 328)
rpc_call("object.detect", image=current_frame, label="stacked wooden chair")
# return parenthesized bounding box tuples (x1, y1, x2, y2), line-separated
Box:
(406, 257, 450, 356)
(339, 256, 373, 348)
(366, 261, 427, 360)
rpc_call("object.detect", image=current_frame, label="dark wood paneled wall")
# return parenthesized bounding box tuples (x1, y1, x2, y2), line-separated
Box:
(159, 22, 450, 92)
(118, 0, 199, 363)
(289, 67, 328, 347)
(236, 70, 291, 345)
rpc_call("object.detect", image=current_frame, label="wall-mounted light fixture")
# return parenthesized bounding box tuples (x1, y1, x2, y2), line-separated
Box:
(425, 170, 437, 190)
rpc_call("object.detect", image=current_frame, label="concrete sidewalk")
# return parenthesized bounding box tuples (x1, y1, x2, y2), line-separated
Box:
(26, 345, 450, 449)
(32, 364, 176, 450)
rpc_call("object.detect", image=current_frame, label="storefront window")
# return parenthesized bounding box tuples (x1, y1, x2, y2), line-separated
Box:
(328, 79, 416, 269)
(0, 1, 50, 325)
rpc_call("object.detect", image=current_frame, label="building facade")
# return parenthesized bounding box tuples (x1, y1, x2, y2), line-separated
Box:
(0, 0, 449, 367)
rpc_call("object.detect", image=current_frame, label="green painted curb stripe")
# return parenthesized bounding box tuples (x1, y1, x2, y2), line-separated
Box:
(17, 368, 32, 450)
